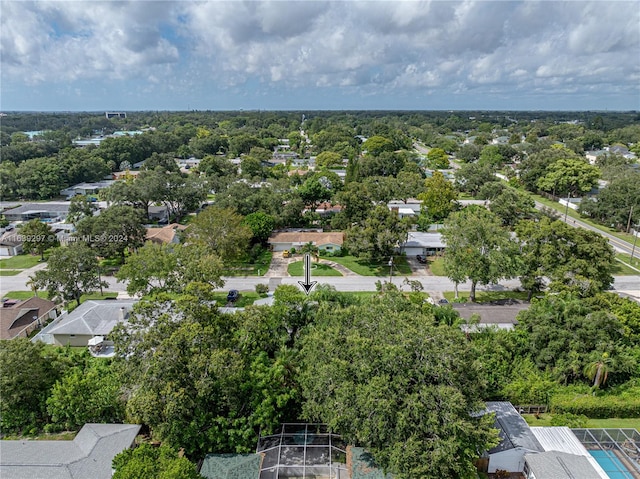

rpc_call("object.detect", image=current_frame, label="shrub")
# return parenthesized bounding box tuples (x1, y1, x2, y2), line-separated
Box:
(551, 391, 640, 418)
(255, 283, 269, 294)
(550, 412, 588, 428)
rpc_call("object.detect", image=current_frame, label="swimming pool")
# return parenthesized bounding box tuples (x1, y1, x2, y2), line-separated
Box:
(589, 450, 636, 479)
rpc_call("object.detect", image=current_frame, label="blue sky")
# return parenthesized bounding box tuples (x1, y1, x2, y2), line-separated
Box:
(1, 1, 639, 111)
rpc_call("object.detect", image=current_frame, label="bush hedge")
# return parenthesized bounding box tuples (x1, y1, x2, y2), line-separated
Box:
(551, 391, 640, 418)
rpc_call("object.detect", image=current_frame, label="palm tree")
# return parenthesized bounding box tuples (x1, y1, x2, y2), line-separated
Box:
(584, 352, 615, 392)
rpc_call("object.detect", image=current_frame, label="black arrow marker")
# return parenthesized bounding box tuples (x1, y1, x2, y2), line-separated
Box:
(297, 252, 317, 295)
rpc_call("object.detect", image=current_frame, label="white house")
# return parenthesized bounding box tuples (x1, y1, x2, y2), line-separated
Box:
(484, 402, 544, 474)
(400, 232, 445, 257)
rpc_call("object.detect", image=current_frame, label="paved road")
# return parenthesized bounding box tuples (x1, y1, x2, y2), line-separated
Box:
(3, 272, 637, 298)
(533, 201, 638, 257)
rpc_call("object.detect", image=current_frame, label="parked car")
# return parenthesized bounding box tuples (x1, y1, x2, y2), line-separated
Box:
(416, 255, 427, 264)
(438, 298, 449, 304)
(227, 289, 240, 303)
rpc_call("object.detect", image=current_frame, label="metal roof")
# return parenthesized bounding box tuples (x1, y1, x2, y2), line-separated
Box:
(530, 427, 609, 479)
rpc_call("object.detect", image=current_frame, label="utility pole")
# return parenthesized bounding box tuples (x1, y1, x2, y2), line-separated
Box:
(388, 256, 394, 283)
(632, 224, 638, 263)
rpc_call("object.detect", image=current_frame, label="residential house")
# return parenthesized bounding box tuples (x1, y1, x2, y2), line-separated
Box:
(2, 202, 70, 222)
(0, 423, 140, 479)
(36, 299, 136, 347)
(400, 232, 445, 257)
(0, 297, 57, 340)
(524, 452, 604, 479)
(388, 199, 421, 219)
(527, 427, 609, 479)
(0, 231, 23, 256)
(145, 223, 187, 245)
(483, 401, 544, 474)
(268, 231, 344, 253)
(60, 180, 115, 199)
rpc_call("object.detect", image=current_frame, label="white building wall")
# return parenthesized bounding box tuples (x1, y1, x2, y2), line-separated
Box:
(489, 448, 527, 473)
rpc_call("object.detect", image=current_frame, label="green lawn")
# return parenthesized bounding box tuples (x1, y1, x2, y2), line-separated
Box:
(428, 256, 446, 276)
(443, 290, 530, 303)
(2, 291, 50, 300)
(288, 261, 342, 276)
(223, 250, 272, 277)
(522, 414, 640, 430)
(0, 270, 21, 276)
(0, 254, 43, 269)
(612, 256, 640, 275)
(323, 255, 412, 276)
(211, 291, 265, 308)
(615, 252, 640, 270)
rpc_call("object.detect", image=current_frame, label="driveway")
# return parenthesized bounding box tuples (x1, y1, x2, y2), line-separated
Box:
(264, 252, 292, 277)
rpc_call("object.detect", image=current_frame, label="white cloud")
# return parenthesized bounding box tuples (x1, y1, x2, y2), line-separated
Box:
(1, 0, 639, 107)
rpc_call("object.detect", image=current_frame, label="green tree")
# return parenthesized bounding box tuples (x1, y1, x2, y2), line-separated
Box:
(536, 158, 601, 199)
(426, 147, 449, 169)
(417, 171, 458, 222)
(117, 243, 224, 297)
(67, 195, 98, 226)
(187, 206, 252, 262)
(19, 219, 58, 260)
(345, 205, 409, 262)
(0, 339, 60, 433)
(488, 187, 537, 227)
(441, 206, 520, 302)
(454, 162, 496, 197)
(516, 295, 632, 385)
(32, 242, 107, 306)
(362, 135, 394, 156)
(515, 217, 615, 298)
(112, 444, 200, 479)
(47, 360, 125, 430)
(300, 293, 499, 478)
(243, 212, 276, 244)
(315, 151, 343, 168)
(75, 205, 146, 261)
(579, 171, 640, 231)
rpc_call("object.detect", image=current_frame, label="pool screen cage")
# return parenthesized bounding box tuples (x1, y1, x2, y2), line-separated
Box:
(572, 428, 640, 476)
(257, 423, 349, 479)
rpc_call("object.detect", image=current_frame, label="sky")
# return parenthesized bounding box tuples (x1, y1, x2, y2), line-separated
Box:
(1, 0, 639, 112)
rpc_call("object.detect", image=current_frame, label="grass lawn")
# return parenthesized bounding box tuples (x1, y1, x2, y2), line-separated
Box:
(615, 252, 640, 270)
(324, 255, 412, 276)
(612, 255, 640, 275)
(531, 194, 636, 245)
(223, 250, 272, 277)
(288, 261, 342, 276)
(443, 290, 530, 303)
(2, 291, 50, 300)
(211, 291, 265, 308)
(0, 254, 43, 269)
(0, 270, 21, 276)
(428, 256, 446, 276)
(522, 414, 640, 430)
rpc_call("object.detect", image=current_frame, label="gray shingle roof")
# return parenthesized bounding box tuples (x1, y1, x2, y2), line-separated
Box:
(524, 451, 603, 479)
(44, 300, 136, 336)
(486, 402, 544, 454)
(0, 423, 140, 479)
